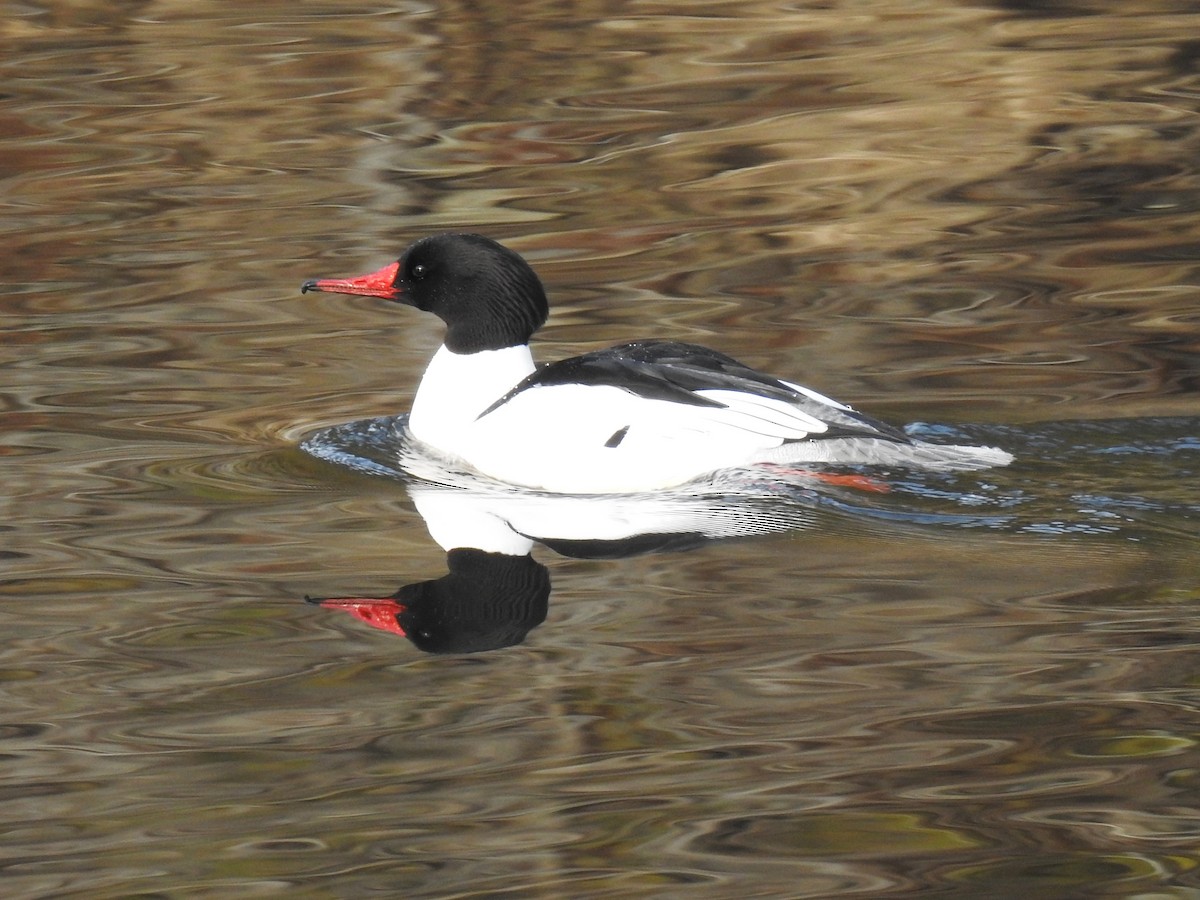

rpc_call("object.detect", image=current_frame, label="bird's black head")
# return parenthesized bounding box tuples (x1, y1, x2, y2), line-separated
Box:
(399, 234, 549, 352)
(303, 233, 550, 353)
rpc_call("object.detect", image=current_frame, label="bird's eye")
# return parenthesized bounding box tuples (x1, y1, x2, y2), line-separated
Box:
(411, 263, 427, 279)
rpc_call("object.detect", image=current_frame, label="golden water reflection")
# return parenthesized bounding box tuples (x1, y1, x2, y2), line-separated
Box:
(3, 0, 1200, 896)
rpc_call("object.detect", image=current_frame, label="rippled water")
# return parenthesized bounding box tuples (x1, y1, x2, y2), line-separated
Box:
(4, 0, 1200, 896)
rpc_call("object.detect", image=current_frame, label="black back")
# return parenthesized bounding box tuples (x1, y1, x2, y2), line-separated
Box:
(480, 339, 911, 444)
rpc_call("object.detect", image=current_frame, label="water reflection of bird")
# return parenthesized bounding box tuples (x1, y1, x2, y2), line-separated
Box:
(310, 549, 550, 655)
(301, 233, 1012, 494)
(308, 477, 824, 654)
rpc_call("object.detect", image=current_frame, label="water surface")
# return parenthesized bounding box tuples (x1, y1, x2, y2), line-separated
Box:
(3, 0, 1200, 896)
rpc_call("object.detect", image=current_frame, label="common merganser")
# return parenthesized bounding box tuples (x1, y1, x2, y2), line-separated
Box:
(301, 233, 1013, 493)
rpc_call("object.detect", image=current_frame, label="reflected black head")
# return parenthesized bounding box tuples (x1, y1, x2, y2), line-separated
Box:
(396, 548, 550, 654)
(398, 234, 550, 353)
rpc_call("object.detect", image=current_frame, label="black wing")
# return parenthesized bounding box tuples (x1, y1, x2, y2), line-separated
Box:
(479, 340, 910, 444)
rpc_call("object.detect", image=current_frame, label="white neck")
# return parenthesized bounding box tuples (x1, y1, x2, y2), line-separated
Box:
(409, 343, 536, 453)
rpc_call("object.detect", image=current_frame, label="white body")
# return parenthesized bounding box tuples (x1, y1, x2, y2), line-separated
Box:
(407, 344, 1013, 494)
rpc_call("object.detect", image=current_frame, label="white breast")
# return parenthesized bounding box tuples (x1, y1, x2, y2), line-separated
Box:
(408, 344, 536, 451)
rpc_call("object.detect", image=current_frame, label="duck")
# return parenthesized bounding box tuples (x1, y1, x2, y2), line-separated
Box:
(301, 233, 1013, 493)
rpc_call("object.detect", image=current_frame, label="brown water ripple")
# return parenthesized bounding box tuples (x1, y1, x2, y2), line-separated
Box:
(3, 1, 1200, 897)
